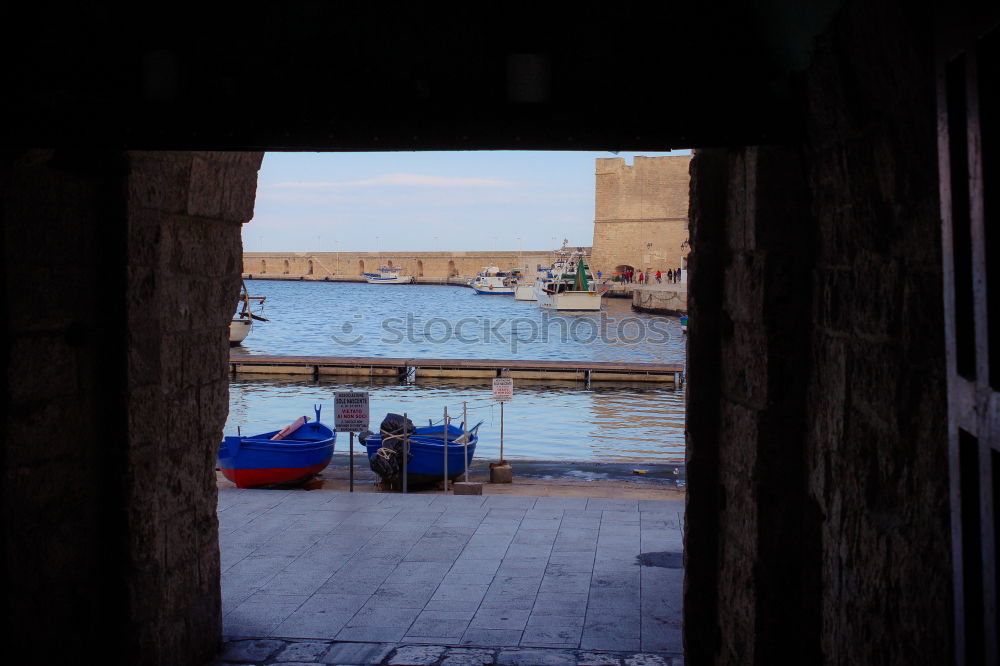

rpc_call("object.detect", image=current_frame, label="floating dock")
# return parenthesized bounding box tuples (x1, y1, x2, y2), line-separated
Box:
(230, 355, 684, 384)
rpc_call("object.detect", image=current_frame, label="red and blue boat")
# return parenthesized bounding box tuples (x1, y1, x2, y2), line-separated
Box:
(218, 406, 336, 488)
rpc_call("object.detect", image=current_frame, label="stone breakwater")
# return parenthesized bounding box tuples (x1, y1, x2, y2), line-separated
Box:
(243, 250, 562, 280)
(631, 284, 688, 315)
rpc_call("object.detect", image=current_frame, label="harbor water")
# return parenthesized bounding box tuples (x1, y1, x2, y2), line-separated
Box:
(227, 281, 686, 462)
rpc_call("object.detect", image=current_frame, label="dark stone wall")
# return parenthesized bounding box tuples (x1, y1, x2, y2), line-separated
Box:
(685, 0, 952, 663)
(802, 2, 951, 662)
(2, 150, 262, 663)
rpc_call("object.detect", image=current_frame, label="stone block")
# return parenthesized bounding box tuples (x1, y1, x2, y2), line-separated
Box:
(489, 464, 513, 484)
(388, 644, 448, 665)
(323, 641, 396, 664)
(453, 482, 484, 495)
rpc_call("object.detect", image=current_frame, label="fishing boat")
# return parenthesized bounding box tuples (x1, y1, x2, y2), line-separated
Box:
(218, 407, 335, 488)
(363, 266, 414, 284)
(469, 266, 516, 295)
(534, 252, 603, 311)
(363, 421, 481, 486)
(230, 280, 268, 345)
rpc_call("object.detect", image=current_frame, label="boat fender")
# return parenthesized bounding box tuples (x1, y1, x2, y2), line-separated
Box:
(271, 415, 310, 440)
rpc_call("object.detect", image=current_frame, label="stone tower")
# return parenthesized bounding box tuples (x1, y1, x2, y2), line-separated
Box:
(590, 154, 692, 279)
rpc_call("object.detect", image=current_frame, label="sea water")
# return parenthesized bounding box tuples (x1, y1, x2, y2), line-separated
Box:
(227, 280, 686, 462)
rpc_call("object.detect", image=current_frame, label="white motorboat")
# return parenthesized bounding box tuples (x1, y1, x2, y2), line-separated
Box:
(534, 252, 603, 311)
(364, 266, 414, 284)
(230, 281, 267, 345)
(469, 266, 516, 295)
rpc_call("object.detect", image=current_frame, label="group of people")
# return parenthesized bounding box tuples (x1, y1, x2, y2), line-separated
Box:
(621, 267, 683, 284)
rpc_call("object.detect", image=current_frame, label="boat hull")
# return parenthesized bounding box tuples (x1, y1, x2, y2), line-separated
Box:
(229, 318, 251, 345)
(472, 285, 514, 295)
(535, 288, 603, 311)
(514, 284, 536, 301)
(218, 422, 336, 488)
(364, 274, 414, 284)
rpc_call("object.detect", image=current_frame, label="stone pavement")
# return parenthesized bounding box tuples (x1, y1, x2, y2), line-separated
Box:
(215, 489, 684, 664)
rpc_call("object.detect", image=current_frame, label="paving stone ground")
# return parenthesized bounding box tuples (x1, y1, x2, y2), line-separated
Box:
(214, 489, 684, 665)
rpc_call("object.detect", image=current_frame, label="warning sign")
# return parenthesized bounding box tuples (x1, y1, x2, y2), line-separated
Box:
(334, 391, 370, 432)
(492, 377, 513, 402)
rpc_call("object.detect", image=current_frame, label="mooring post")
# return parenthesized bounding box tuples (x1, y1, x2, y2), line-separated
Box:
(443, 406, 449, 493)
(403, 411, 408, 494)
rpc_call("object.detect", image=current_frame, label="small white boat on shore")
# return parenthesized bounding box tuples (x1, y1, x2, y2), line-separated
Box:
(364, 266, 414, 284)
(534, 252, 603, 311)
(230, 281, 268, 345)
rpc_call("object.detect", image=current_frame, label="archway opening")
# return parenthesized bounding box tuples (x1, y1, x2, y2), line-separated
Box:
(416, 259, 424, 276)
(308, 259, 314, 275)
(358, 259, 365, 275)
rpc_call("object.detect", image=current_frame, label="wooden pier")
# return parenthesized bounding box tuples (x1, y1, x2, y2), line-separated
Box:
(230, 355, 685, 384)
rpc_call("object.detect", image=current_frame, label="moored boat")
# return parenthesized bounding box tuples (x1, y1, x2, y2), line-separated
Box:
(363, 419, 481, 487)
(364, 266, 414, 284)
(469, 266, 516, 295)
(681, 314, 688, 334)
(230, 280, 268, 345)
(534, 252, 603, 311)
(218, 407, 335, 488)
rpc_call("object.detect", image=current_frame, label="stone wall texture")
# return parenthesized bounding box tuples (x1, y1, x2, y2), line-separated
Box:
(590, 155, 691, 278)
(2, 150, 263, 664)
(684, 1, 952, 663)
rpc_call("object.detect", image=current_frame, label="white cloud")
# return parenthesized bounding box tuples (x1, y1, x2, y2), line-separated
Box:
(267, 172, 518, 190)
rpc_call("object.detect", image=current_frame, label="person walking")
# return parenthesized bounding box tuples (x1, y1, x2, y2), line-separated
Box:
(639, 272, 645, 284)
(664, 269, 670, 283)
(676, 267, 682, 282)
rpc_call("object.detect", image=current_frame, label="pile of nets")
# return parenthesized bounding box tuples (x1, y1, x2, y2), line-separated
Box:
(359, 413, 414, 490)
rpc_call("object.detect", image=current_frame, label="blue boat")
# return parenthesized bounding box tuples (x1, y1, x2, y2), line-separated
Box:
(218, 406, 336, 488)
(364, 422, 481, 486)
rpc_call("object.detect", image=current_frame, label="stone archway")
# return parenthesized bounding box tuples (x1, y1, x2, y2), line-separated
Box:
(308, 259, 314, 275)
(448, 260, 456, 276)
(358, 259, 365, 275)
(416, 259, 424, 276)
(283, 259, 290, 274)
(614, 264, 635, 281)
(261, 259, 267, 273)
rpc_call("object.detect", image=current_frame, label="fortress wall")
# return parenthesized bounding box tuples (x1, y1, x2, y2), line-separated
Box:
(591, 155, 692, 278)
(242, 251, 560, 278)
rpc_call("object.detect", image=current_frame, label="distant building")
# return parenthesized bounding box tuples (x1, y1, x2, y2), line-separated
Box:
(590, 155, 692, 280)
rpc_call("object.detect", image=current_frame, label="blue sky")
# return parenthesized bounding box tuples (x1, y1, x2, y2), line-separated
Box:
(245, 150, 691, 253)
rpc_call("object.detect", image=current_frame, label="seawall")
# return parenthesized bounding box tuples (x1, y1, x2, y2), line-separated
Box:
(243, 250, 564, 280)
(631, 284, 688, 315)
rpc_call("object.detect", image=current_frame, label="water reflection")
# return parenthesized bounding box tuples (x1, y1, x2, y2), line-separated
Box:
(227, 376, 685, 462)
